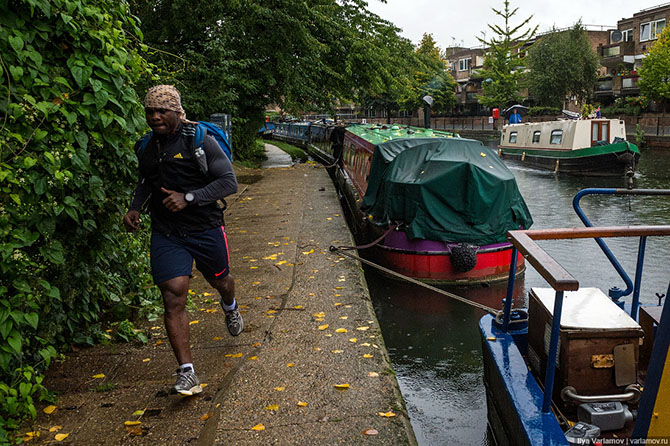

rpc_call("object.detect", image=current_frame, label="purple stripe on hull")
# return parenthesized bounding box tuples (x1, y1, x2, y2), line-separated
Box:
(382, 229, 510, 253)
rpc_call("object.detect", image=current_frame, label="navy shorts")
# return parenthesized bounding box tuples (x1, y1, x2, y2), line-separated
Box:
(150, 226, 231, 285)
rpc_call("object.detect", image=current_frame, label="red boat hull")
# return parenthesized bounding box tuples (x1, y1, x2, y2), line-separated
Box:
(374, 244, 525, 284)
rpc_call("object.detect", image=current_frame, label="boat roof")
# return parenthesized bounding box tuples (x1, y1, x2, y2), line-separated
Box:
(361, 137, 533, 245)
(346, 124, 456, 145)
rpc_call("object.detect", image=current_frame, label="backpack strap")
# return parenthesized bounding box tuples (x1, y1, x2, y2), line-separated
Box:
(137, 132, 153, 158)
(192, 123, 209, 175)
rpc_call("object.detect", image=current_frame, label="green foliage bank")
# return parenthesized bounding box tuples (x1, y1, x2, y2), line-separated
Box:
(0, 0, 157, 439)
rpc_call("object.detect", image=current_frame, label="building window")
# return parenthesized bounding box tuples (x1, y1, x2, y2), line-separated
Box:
(623, 29, 633, 42)
(459, 58, 472, 71)
(532, 131, 541, 143)
(641, 19, 666, 41)
(509, 132, 517, 143)
(550, 130, 563, 144)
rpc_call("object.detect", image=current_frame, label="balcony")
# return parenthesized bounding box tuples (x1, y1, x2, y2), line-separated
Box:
(599, 41, 635, 68)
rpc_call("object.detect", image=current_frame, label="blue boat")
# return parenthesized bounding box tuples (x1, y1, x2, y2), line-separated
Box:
(480, 188, 670, 445)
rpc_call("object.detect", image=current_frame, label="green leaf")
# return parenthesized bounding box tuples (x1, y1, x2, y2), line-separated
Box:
(13, 279, 32, 294)
(33, 177, 47, 195)
(7, 331, 22, 353)
(9, 65, 23, 81)
(100, 113, 113, 128)
(9, 194, 20, 205)
(0, 320, 12, 339)
(23, 157, 37, 169)
(75, 131, 89, 149)
(8, 35, 24, 53)
(40, 240, 64, 265)
(94, 90, 109, 109)
(24, 313, 39, 330)
(70, 65, 92, 89)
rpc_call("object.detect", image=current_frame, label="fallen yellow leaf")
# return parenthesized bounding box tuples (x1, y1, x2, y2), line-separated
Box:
(249, 356, 258, 360)
(200, 411, 214, 421)
(360, 342, 371, 347)
(294, 305, 304, 309)
(132, 409, 145, 416)
(49, 426, 62, 433)
(287, 363, 295, 367)
(356, 326, 370, 331)
(189, 320, 199, 325)
(368, 372, 379, 377)
(339, 316, 348, 320)
(251, 424, 265, 431)
(335, 328, 347, 333)
(335, 286, 343, 290)
(55, 433, 69, 441)
(362, 428, 379, 435)
(252, 281, 261, 285)
(151, 326, 161, 330)
(274, 386, 285, 391)
(297, 401, 308, 407)
(331, 349, 343, 354)
(275, 260, 287, 266)
(349, 338, 357, 343)
(318, 324, 329, 331)
(312, 312, 325, 318)
(334, 302, 342, 306)
(206, 309, 218, 313)
(124, 421, 141, 426)
(154, 340, 163, 346)
(24, 431, 40, 438)
(212, 336, 223, 341)
(43, 405, 57, 414)
(378, 411, 397, 418)
(265, 404, 278, 411)
(203, 292, 214, 296)
(92, 373, 105, 379)
(334, 383, 350, 390)
(266, 310, 276, 314)
(252, 342, 262, 347)
(363, 354, 373, 358)
(225, 353, 243, 358)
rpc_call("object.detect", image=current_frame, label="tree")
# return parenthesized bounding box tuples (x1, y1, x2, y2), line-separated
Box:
(476, 0, 537, 109)
(638, 26, 670, 107)
(526, 23, 600, 108)
(400, 33, 457, 115)
(131, 0, 422, 159)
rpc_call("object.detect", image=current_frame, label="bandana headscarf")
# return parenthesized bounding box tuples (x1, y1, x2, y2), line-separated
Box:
(144, 85, 184, 114)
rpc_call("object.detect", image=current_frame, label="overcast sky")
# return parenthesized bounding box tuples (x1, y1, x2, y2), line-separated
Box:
(366, 0, 664, 48)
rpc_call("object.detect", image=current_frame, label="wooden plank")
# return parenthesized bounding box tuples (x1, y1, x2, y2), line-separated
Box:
(518, 226, 670, 240)
(508, 232, 579, 291)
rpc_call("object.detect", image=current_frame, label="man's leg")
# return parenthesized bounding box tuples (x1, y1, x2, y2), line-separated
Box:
(207, 274, 243, 336)
(158, 276, 191, 365)
(207, 274, 235, 307)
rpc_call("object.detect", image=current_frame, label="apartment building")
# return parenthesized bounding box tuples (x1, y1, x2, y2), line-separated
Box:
(445, 47, 487, 115)
(597, 2, 670, 102)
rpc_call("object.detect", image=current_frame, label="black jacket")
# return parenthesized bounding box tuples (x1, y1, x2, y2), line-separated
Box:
(129, 123, 238, 235)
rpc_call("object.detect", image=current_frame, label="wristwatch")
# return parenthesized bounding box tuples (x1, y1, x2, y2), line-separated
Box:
(184, 192, 195, 204)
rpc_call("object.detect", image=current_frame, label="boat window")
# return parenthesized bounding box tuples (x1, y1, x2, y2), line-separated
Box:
(550, 130, 563, 144)
(509, 132, 517, 143)
(532, 131, 541, 143)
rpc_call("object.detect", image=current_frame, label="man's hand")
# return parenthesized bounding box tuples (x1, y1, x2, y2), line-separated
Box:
(123, 210, 141, 232)
(161, 187, 187, 212)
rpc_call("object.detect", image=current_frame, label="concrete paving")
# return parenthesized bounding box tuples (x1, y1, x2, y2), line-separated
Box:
(27, 148, 416, 446)
(260, 143, 293, 168)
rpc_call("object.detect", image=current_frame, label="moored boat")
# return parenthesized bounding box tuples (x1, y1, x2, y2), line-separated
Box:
(499, 118, 640, 177)
(331, 124, 533, 284)
(480, 188, 670, 445)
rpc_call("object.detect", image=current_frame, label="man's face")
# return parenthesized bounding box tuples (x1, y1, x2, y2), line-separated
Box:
(145, 108, 180, 136)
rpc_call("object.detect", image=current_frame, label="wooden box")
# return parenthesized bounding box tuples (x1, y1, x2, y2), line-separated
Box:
(527, 287, 644, 403)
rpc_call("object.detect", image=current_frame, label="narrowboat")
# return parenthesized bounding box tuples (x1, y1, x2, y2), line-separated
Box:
(274, 122, 533, 284)
(480, 188, 670, 445)
(499, 118, 640, 177)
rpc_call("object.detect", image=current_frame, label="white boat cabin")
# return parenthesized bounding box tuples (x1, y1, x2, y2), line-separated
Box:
(500, 119, 627, 150)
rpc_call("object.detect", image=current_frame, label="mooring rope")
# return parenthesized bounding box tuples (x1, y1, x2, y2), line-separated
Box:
(335, 224, 398, 251)
(329, 245, 500, 315)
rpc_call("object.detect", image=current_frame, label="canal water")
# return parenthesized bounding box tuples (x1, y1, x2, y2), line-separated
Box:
(364, 142, 670, 446)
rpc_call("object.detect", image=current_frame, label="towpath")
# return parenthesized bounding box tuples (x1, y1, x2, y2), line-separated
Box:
(25, 145, 416, 445)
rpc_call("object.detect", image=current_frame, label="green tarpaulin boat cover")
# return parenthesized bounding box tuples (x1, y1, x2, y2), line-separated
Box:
(361, 137, 533, 245)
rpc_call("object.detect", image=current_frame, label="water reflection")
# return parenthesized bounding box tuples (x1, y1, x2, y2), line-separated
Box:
(365, 143, 670, 446)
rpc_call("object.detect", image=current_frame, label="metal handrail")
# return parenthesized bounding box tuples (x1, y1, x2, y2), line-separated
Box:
(561, 385, 642, 404)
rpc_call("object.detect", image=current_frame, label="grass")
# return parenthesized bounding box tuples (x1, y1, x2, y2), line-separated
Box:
(265, 140, 309, 163)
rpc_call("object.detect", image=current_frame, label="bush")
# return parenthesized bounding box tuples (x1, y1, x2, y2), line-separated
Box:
(528, 106, 561, 116)
(0, 0, 158, 438)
